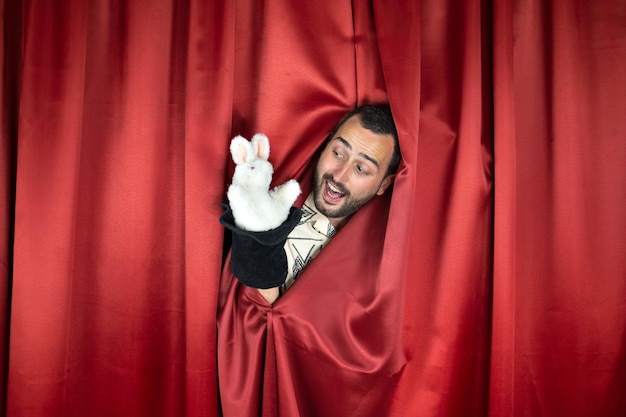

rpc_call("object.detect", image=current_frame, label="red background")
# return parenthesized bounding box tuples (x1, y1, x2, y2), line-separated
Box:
(1, 0, 624, 416)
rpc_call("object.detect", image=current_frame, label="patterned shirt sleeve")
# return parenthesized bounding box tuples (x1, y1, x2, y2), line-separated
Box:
(281, 192, 336, 292)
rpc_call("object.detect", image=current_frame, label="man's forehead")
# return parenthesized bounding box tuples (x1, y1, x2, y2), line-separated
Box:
(332, 117, 394, 167)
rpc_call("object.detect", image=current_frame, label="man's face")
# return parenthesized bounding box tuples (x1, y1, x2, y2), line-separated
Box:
(313, 115, 395, 227)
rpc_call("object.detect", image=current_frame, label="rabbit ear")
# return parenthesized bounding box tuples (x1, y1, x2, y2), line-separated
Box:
(230, 135, 252, 165)
(251, 133, 270, 161)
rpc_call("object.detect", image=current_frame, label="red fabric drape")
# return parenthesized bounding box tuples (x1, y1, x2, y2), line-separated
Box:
(1, 1, 624, 416)
(490, 2, 626, 416)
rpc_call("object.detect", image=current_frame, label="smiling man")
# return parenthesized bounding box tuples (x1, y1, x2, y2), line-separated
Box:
(217, 104, 402, 416)
(261, 104, 400, 303)
(313, 107, 399, 227)
(221, 104, 401, 304)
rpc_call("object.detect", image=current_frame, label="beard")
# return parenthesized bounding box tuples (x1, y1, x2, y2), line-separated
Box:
(312, 170, 380, 221)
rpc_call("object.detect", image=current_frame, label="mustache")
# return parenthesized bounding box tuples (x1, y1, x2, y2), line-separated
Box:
(321, 173, 349, 195)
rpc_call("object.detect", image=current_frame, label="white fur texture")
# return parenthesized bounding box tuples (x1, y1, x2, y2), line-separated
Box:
(227, 133, 301, 231)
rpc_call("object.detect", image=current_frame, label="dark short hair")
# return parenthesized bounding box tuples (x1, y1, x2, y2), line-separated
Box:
(328, 104, 401, 177)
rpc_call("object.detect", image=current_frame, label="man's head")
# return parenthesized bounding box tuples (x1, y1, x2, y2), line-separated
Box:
(313, 104, 401, 227)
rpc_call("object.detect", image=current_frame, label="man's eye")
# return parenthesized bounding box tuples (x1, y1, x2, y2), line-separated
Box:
(333, 150, 344, 158)
(356, 165, 367, 175)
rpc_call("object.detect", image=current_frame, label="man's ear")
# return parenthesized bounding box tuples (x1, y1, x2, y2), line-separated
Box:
(376, 174, 395, 195)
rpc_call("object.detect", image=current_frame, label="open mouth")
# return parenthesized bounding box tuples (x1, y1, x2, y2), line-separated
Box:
(324, 180, 347, 204)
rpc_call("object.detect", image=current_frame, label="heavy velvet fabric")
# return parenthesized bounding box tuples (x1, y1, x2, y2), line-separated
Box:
(1, 0, 625, 416)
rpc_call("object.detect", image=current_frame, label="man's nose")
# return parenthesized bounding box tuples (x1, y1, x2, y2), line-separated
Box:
(332, 162, 350, 184)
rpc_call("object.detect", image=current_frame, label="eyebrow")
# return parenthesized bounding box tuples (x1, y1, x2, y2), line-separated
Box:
(334, 137, 380, 168)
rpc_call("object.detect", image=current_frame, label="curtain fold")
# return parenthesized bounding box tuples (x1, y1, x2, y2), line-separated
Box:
(1, 0, 21, 412)
(491, 1, 626, 416)
(380, 0, 494, 414)
(1, 0, 624, 416)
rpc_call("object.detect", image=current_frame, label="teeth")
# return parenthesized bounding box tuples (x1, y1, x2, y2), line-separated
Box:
(328, 182, 342, 194)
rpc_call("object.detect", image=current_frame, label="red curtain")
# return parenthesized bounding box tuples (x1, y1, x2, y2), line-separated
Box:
(1, 0, 624, 416)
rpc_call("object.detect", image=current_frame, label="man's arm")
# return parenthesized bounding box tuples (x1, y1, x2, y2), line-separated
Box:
(258, 287, 280, 304)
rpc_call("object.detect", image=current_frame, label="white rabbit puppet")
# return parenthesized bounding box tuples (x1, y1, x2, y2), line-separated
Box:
(227, 133, 301, 232)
